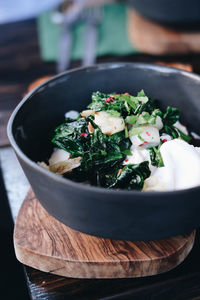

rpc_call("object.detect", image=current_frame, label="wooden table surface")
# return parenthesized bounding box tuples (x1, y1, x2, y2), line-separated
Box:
(1, 18, 200, 300)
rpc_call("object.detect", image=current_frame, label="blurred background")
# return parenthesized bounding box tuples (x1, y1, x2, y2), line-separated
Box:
(1, 0, 200, 299)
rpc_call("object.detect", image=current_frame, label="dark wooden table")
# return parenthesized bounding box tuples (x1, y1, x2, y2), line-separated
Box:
(1, 18, 200, 300)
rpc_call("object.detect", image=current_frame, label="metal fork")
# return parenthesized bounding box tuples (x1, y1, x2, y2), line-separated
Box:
(52, 1, 103, 73)
(82, 5, 103, 66)
(53, 2, 85, 73)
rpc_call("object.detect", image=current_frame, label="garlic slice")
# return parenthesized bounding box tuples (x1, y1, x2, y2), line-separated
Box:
(49, 157, 81, 175)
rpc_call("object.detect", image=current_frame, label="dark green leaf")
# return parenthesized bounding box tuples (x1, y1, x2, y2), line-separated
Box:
(148, 145, 164, 167)
(163, 107, 180, 126)
(161, 125, 179, 139)
(109, 161, 151, 190)
(176, 128, 192, 142)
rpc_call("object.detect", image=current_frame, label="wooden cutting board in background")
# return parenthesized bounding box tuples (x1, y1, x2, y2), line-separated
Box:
(127, 9, 200, 55)
(14, 189, 196, 279)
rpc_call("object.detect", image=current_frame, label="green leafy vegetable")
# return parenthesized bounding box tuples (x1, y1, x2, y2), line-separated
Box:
(149, 144, 164, 167)
(52, 116, 132, 186)
(136, 112, 151, 125)
(175, 128, 192, 142)
(125, 109, 162, 128)
(52, 118, 89, 157)
(107, 110, 121, 117)
(87, 90, 154, 117)
(50, 90, 190, 191)
(148, 109, 163, 125)
(161, 125, 179, 139)
(163, 107, 180, 126)
(125, 115, 138, 125)
(129, 127, 144, 137)
(109, 162, 151, 190)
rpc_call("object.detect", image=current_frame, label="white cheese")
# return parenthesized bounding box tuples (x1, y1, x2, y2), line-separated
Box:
(143, 139, 200, 191)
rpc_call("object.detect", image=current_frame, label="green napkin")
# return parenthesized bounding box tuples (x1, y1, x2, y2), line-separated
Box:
(37, 3, 138, 62)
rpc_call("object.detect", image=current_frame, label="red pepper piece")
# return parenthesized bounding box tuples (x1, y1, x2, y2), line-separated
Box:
(146, 131, 151, 136)
(80, 133, 88, 138)
(105, 97, 114, 103)
(139, 141, 148, 147)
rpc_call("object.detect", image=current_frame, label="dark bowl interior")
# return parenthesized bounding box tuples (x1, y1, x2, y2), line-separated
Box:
(8, 63, 200, 241)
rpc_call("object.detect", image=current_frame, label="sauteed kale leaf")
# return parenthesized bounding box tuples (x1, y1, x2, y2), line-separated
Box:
(52, 115, 131, 186)
(52, 117, 89, 157)
(108, 162, 151, 190)
(50, 90, 191, 190)
(148, 145, 164, 167)
(88, 90, 156, 117)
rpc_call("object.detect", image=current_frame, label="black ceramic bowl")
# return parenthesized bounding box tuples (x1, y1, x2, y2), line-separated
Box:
(127, 0, 200, 27)
(8, 63, 200, 241)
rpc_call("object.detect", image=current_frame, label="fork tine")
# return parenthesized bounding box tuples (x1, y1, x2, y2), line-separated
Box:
(82, 23, 98, 66)
(82, 6, 102, 66)
(57, 26, 73, 73)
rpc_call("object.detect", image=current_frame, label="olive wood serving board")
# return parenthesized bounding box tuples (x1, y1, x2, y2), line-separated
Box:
(14, 189, 196, 279)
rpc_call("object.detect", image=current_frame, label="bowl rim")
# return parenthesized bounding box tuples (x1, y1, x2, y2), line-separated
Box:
(7, 62, 200, 198)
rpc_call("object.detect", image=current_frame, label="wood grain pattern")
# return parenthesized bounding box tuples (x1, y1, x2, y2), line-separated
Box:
(14, 189, 195, 279)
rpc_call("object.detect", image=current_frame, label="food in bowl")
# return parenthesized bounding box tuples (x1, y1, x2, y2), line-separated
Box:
(39, 90, 200, 192)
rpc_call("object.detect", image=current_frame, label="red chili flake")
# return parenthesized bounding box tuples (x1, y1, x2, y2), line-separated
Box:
(125, 159, 128, 162)
(139, 141, 148, 147)
(125, 123, 128, 127)
(114, 126, 117, 129)
(162, 139, 167, 143)
(105, 97, 114, 103)
(116, 140, 119, 145)
(124, 92, 129, 96)
(146, 131, 151, 137)
(80, 133, 88, 138)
